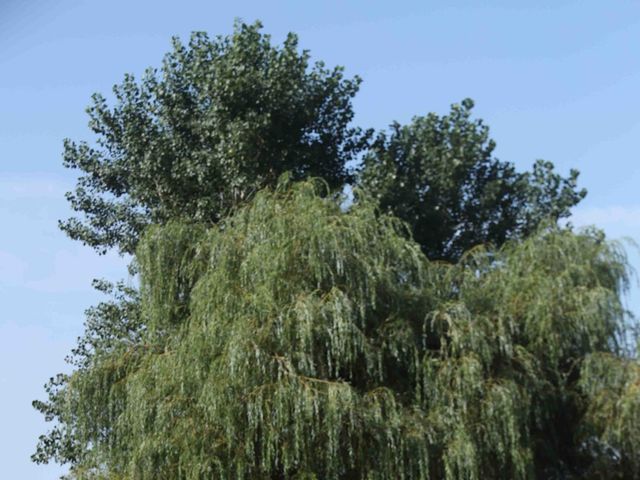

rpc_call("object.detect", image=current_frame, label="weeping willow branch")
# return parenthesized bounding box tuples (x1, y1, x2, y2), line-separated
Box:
(43, 179, 639, 479)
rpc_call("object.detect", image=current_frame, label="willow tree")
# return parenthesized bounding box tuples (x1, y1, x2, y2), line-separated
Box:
(34, 22, 369, 466)
(35, 19, 623, 480)
(35, 179, 639, 479)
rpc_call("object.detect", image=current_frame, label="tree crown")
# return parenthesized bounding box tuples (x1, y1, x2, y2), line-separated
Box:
(61, 21, 368, 255)
(36, 180, 638, 479)
(359, 98, 586, 261)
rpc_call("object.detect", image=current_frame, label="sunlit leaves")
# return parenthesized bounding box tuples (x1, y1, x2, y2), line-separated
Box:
(41, 180, 638, 479)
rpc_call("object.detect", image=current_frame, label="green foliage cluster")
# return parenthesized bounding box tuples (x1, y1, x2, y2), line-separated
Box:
(58, 21, 583, 260)
(33, 20, 640, 480)
(61, 21, 368, 255)
(359, 98, 585, 262)
(38, 181, 639, 479)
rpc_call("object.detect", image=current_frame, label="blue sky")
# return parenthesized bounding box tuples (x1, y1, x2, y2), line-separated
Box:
(1, 1, 639, 477)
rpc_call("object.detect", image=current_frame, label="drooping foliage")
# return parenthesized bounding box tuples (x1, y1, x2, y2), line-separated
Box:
(61, 20, 369, 255)
(35, 180, 639, 479)
(358, 98, 586, 262)
(36, 19, 637, 480)
(31, 279, 141, 469)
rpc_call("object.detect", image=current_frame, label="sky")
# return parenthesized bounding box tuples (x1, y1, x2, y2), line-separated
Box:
(1, 0, 639, 477)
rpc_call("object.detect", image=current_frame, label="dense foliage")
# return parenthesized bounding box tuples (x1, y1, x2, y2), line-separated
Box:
(33, 20, 639, 480)
(59, 21, 583, 258)
(358, 98, 586, 261)
(60, 21, 369, 255)
(36, 181, 638, 479)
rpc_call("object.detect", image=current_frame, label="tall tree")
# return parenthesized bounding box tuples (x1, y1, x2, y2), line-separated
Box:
(358, 98, 586, 262)
(34, 21, 369, 471)
(60, 20, 369, 255)
(36, 180, 640, 479)
(34, 21, 627, 480)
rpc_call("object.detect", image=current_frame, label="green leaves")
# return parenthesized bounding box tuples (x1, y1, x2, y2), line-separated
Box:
(61, 21, 369, 255)
(40, 181, 638, 479)
(37, 20, 637, 480)
(358, 98, 586, 262)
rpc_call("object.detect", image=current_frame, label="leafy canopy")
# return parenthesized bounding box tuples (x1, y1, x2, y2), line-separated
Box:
(359, 98, 586, 261)
(61, 21, 369, 255)
(34, 20, 637, 480)
(59, 22, 584, 260)
(36, 180, 639, 479)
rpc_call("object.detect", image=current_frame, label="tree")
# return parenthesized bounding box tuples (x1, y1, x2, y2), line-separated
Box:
(31, 279, 141, 469)
(35, 21, 370, 472)
(36, 180, 640, 479)
(59, 22, 584, 261)
(34, 20, 632, 479)
(358, 98, 586, 262)
(60, 20, 369, 255)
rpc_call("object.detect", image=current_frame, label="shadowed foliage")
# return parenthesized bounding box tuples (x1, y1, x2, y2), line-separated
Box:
(60, 21, 369, 255)
(358, 98, 586, 262)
